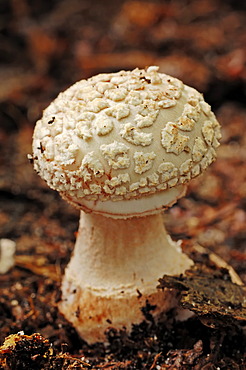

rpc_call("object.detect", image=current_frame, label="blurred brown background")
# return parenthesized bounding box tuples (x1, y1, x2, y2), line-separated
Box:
(1, 0, 246, 122)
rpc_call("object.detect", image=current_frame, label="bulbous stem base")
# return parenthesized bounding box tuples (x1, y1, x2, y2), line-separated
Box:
(59, 211, 193, 343)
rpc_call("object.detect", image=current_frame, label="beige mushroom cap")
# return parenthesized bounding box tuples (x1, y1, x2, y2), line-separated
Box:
(33, 66, 221, 218)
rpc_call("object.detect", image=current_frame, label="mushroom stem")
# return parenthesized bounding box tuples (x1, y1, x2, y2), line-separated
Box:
(59, 211, 193, 343)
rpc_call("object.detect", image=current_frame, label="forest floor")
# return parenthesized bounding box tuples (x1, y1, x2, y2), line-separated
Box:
(0, 0, 245, 368)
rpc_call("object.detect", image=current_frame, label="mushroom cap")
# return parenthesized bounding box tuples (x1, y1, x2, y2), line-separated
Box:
(33, 66, 221, 218)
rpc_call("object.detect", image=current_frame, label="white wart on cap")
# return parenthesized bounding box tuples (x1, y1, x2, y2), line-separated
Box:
(33, 66, 221, 218)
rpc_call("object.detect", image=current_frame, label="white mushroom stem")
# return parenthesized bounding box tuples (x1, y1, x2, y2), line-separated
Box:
(59, 211, 193, 343)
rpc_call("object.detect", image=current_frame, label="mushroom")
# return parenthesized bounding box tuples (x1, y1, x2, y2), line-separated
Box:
(0, 239, 16, 274)
(32, 66, 221, 343)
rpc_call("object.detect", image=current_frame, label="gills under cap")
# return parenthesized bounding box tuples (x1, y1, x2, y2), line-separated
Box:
(33, 66, 221, 217)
